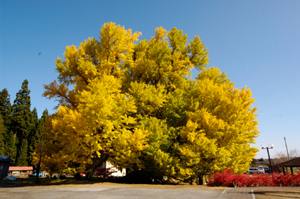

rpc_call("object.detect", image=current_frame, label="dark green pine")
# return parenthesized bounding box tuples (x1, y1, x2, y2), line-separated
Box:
(4, 130, 18, 164)
(27, 107, 39, 165)
(0, 115, 5, 155)
(0, 88, 12, 132)
(16, 138, 28, 166)
(0, 88, 14, 158)
(37, 109, 49, 142)
(11, 79, 34, 166)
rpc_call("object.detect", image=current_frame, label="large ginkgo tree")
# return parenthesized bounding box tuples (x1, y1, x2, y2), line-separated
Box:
(34, 22, 259, 181)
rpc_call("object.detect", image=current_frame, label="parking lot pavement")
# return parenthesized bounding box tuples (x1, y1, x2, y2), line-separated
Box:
(1, 184, 299, 199)
(220, 187, 300, 199)
(253, 187, 300, 199)
(0, 184, 224, 199)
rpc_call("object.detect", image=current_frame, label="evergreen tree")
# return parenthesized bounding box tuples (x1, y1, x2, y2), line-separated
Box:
(4, 130, 17, 163)
(28, 107, 39, 165)
(0, 115, 5, 155)
(37, 109, 49, 141)
(33, 109, 49, 176)
(0, 88, 13, 157)
(11, 79, 34, 166)
(32, 108, 39, 128)
(0, 88, 12, 129)
(16, 139, 28, 166)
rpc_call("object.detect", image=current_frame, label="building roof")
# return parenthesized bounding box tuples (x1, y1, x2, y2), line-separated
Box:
(0, 156, 13, 162)
(9, 166, 33, 171)
(255, 161, 268, 165)
(275, 157, 300, 167)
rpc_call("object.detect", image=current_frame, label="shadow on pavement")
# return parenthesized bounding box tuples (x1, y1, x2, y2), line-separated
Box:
(254, 190, 300, 199)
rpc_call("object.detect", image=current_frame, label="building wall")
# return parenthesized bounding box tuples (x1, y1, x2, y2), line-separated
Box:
(0, 163, 10, 179)
(100, 161, 126, 177)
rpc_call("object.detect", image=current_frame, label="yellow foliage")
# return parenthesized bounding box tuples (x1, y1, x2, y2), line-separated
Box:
(177, 67, 259, 177)
(41, 22, 259, 180)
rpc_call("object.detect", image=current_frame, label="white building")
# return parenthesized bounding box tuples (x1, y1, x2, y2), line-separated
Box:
(97, 161, 126, 177)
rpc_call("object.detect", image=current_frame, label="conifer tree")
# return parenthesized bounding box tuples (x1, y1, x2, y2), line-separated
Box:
(11, 79, 34, 166)
(32, 108, 39, 128)
(4, 130, 17, 163)
(33, 109, 49, 179)
(0, 88, 12, 129)
(0, 88, 13, 157)
(28, 107, 39, 165)
(37, 109, 49, 141)
(16, 139, 28, 166)
(0, 115, 5, 155)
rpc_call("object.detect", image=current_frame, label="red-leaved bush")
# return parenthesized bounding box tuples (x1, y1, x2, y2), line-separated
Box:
(207, 169, 300, 187)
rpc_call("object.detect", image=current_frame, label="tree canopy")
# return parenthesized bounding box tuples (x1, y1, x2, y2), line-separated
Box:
(38, 22, 260, 181)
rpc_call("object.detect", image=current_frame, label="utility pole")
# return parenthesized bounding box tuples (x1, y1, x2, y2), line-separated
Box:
(284, 137, 290, 160)
(261, 144, 274, 174)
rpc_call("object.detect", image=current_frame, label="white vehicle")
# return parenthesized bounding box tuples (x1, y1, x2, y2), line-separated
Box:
(248, 166, 265, 174)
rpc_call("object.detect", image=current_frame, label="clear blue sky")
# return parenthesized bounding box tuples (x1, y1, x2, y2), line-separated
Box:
(1, 0, 300, 159)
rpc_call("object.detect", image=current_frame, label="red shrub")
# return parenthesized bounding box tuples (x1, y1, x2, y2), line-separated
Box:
(271, 172, 300, 187)
(293, 172, 300, 186)
(207, 169, 235, 187)
(207, 169, 300, 187)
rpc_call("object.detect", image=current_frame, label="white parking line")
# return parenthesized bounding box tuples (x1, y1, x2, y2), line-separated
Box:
(219, 188, 232, 198)
(251, 189, 255, 199)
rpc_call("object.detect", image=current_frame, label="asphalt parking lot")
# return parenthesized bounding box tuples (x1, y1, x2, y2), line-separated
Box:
(0, 184, 299, 199)
(0, 184, 223, 199)
(219, 187, 300, 199)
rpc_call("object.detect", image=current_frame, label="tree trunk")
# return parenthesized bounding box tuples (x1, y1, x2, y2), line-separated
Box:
(87, 152, 109, 180)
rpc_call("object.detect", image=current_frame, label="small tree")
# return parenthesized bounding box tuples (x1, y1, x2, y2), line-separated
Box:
(274, 148, 300, 164)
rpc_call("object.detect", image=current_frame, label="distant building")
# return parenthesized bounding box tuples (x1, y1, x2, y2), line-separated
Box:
(98, 161, 126, 177)
(275, 157, 300, 174)
(9, 166, 33, 177)
(0, 156, 13, 179)
(255, 161, 268, 166)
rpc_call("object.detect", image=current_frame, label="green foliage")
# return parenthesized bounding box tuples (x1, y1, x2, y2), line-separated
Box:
(27, 107, 39, 165)
(0, 115, 5, 155)
(4, 130, 17, 163)
(11, 79, 35, 166)
(11, 80, 34, 136)
(0, 88, 12, 129)
(1, 83, 45, 165)
(37, 109, 49, 142)
(15, 138, 28, 166)
(136, 116, 178, 178)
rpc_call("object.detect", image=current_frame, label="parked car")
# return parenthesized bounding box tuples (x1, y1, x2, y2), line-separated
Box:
(257, 166, 265, 174)
(248, 166, 265, 174)
(28, 172, 42, 177)
(3, 176, 16, 180)
(264, 167, 270, 173)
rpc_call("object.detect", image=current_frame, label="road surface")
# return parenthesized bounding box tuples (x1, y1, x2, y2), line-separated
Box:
(0, 183, 299, 198)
